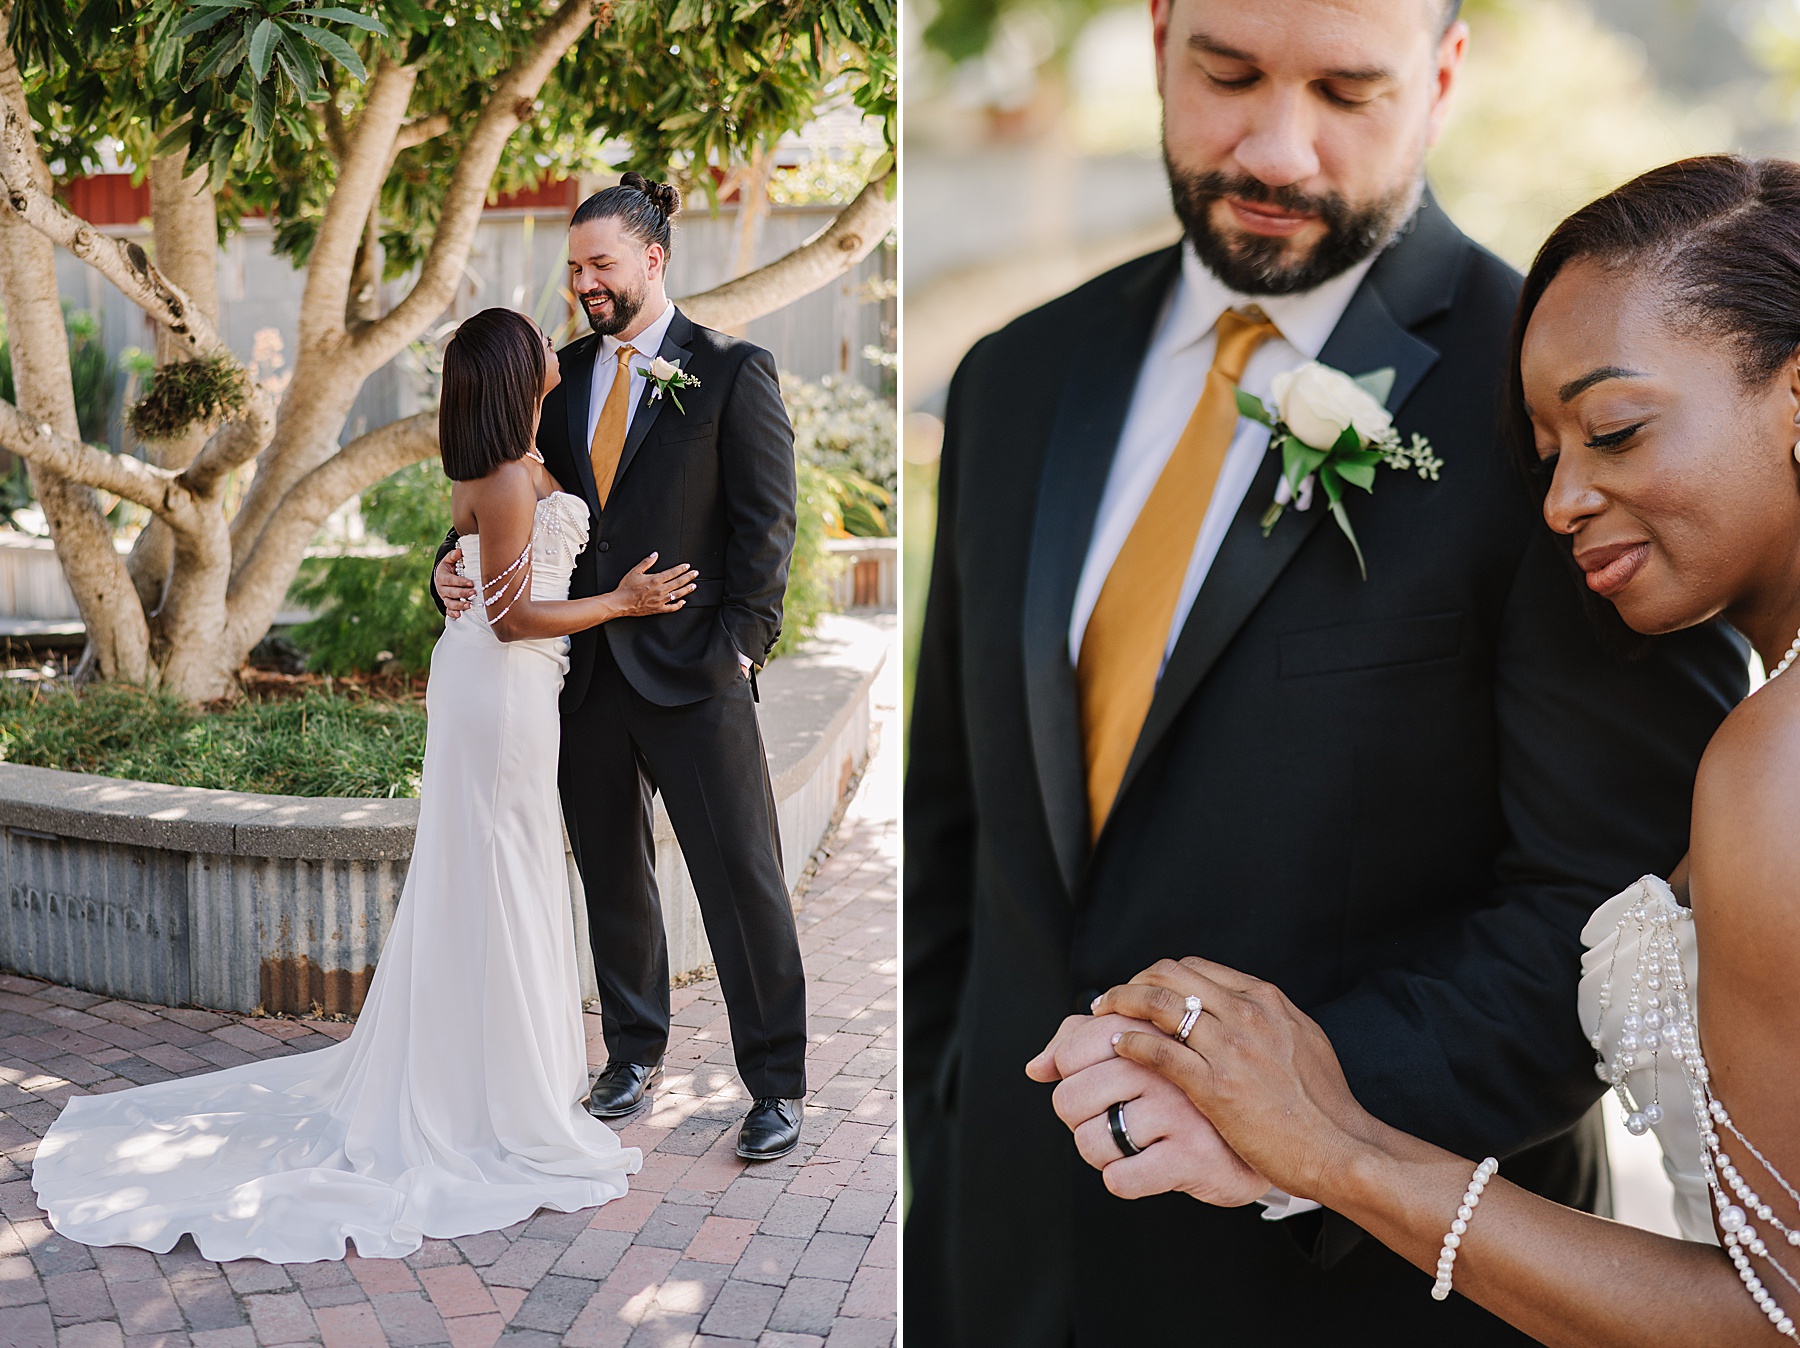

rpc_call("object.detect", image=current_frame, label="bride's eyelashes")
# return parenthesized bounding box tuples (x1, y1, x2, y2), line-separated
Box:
(1583, 420, 1647, 451)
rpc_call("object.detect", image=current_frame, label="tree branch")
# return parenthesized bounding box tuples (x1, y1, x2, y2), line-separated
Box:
(679, 172, 894, 330)
(321, 98, 351, 162)
(182, 405, 278, 496)
(0, 105, 232, 361)
(296, 57, 418, 357)
(223, 412, 437, 652)
(0, 399, 191, 515)
(351, 0, 604, 369)
(395, 112, 451, 152)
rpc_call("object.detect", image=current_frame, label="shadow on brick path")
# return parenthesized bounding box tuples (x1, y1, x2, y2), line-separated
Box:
(0, 659, 899, 1348)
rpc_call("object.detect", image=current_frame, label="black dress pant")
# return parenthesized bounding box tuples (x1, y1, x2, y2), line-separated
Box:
(558, 635, 807, 1100)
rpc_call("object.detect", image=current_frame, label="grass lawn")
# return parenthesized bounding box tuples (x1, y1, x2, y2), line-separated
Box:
(0, 675, 427, 798)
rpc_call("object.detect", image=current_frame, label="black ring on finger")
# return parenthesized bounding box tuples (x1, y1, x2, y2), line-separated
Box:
(1107, 1100, 1142, 1158)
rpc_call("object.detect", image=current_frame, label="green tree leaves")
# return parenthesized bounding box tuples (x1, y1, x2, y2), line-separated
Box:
(19, 0, 894, 277)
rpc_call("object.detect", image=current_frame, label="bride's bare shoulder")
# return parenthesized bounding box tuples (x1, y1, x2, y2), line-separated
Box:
(1690, 674, 1800, 936)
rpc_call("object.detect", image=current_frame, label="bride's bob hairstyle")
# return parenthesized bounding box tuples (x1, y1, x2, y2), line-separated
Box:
(439, 308, 548, 481)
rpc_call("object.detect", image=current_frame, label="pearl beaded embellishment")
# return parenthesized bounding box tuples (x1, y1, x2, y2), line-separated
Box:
(1773, 625, 1800, 680)
(458, 494, 586, 628)
(1431, 1156, 1498, 1301)
(1591, 878, 1800, 1342)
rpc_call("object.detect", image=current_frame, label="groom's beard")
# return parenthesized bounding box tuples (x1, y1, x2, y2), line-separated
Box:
(1167, 158, 1419, 296)
(580, 282, 646, 337)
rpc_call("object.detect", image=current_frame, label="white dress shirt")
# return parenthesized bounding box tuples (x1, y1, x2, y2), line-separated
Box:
(584, 299, 677, 450)
(1072, 244, 1379, 1221)
(1068, 244, 1378, 668)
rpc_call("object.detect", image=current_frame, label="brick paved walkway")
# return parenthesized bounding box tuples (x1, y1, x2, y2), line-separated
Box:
(0, 661, 898, 1348)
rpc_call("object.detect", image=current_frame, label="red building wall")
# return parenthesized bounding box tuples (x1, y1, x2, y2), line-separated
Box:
(61, 173, 579, 224)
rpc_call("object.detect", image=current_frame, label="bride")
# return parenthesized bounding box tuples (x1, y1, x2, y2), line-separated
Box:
(29, 307, 698, 1263)
(1034, 154, 1800, 1346)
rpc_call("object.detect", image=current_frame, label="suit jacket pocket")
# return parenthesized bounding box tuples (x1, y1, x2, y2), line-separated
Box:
(684, 578, 725, 607)
(1278, 611, 1464, 679)
(657, 417, 714, 446)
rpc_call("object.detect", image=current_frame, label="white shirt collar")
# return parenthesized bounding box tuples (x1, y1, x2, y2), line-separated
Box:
(1165, 240, 1379, 362)
(600, 299, 676, 363)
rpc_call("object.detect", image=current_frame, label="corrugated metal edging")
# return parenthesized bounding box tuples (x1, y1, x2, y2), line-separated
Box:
(189, 853, 407, 1016)
(0, 826, 191, 1005)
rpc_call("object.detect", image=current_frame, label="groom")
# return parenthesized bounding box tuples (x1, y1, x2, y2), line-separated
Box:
(906, 0, 1748, 1343)
(434, 176, 806, 1161)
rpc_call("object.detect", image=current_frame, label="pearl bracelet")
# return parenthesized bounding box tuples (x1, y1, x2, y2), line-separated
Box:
(1431, 1156, 1498, 1301)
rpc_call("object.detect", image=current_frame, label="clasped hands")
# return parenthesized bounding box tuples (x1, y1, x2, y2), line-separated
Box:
(1025, 956, 1370, 1209)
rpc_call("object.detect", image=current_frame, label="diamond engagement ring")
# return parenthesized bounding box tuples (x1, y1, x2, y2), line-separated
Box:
(1107, 1101, 1142, 1158)
(1175, 995, 1203, 1043)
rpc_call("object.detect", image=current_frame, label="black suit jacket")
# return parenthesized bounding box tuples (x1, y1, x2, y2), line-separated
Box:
(904, 197, 1748, 1346)
(434, 307, 797, 711)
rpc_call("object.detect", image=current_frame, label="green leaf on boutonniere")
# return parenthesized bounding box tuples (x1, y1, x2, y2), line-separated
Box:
(1235, 389, 1274, 425)
(1280, 435, 1329, 497)
(1335, 460, 1377, 491)
(1317, 467, 1368, 579)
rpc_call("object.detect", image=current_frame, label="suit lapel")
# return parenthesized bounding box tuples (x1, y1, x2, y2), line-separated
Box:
(1104, 200, 1464, 831)
(561, 333, 601, 507)
(608, 308, 694, 506)
(1022, 248, 1182, 896)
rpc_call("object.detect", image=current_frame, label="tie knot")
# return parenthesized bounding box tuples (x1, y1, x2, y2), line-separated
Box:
(617, 343, 638, 363)
(1213, 308, 1280, 384)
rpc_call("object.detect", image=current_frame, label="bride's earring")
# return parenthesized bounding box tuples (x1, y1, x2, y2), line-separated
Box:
(1793, 438, 1800, 465)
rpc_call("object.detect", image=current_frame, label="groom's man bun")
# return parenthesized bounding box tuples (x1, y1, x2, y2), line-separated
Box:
(571, 173, 681, 256)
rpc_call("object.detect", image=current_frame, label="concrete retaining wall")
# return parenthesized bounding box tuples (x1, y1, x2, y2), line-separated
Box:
(0, 613, 887, 1015)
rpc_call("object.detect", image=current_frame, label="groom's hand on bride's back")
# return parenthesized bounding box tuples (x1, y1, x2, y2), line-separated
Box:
(1028, 1013, 1269, 1206)
(435, 547, 475, 618)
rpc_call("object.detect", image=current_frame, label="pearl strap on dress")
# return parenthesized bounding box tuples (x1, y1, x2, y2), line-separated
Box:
(1772, 625, 1800, 680)
(468, 539, 532, 627)
(1592, 879, 1800, 1340)
(1431, 1156, 1498, 1301)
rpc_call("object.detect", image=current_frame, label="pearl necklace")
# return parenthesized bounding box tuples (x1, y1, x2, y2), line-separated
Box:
(1593, 879, 1800, 1340)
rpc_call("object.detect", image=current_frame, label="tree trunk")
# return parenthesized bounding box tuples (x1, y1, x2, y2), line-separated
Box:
(346, 205, 383, 330)
(129, 151, 221, 618)
(730, 146, 776, 280)
(720, 147, 777, 338)
(0, 29, 149, 682)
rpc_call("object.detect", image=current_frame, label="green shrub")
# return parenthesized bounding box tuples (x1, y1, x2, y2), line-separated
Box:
(772, 460, 846, 659)
(0, 306, 118, 446)
(288, 460, 451, 676)
(0, 682, 425, 798)
(782, 375, 895, 537)
(0, 307, 121, 527)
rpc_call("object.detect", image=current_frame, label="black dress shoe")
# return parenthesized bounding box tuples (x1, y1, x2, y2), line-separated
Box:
(585, 1061, 661, 1119)
(736, 1097, 802, 1161)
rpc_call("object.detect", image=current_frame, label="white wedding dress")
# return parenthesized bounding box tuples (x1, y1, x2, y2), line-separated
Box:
(1579, 874, 1714, 1244)
(30, 490, 639, 1263)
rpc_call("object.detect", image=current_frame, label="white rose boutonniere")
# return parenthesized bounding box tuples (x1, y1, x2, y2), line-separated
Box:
(1236, 361, 1443, 578)
(636, 356, 701, 413)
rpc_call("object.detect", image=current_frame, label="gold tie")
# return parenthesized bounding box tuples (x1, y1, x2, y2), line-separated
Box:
(589, 342, 639, 508)
(1076, 308, 1281, 838)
